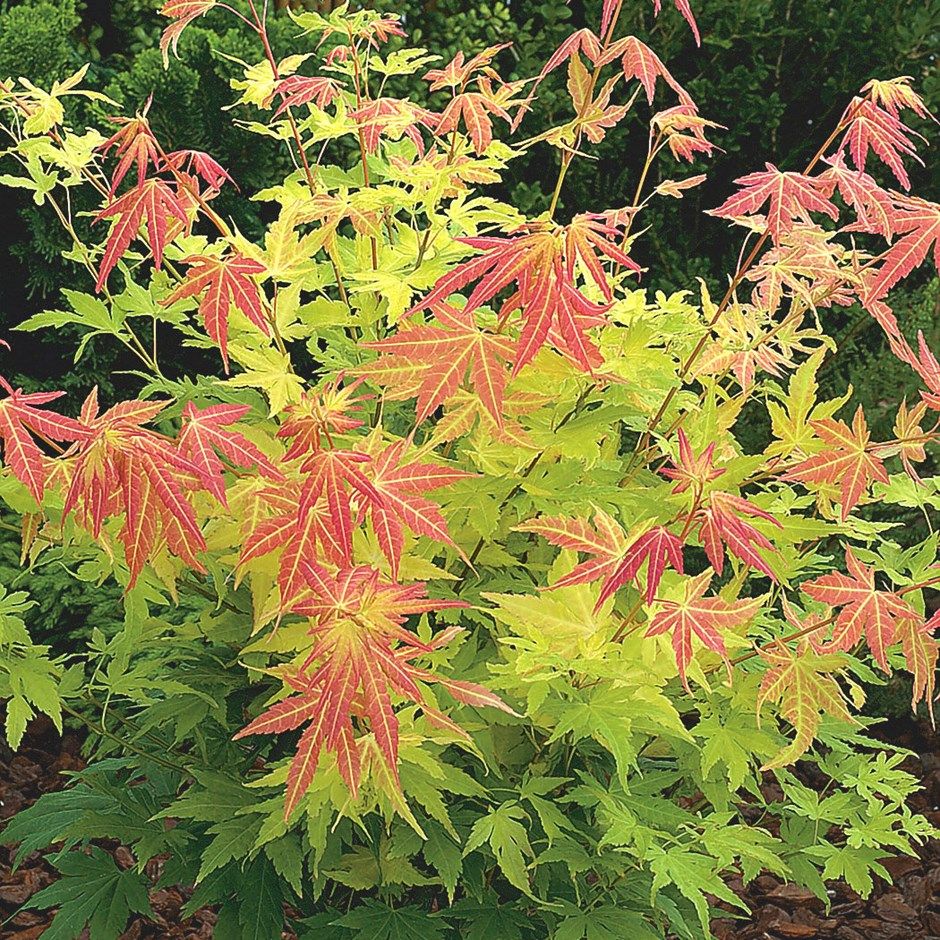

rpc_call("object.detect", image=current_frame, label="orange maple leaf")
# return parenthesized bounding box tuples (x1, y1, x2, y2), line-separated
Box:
(783, 406, 888, 520)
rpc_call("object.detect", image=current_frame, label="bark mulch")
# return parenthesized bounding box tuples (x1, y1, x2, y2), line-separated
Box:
(2, 715, 939, 938)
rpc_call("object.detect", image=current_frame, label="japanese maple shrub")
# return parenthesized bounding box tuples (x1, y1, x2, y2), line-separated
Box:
(0, 1, 938, 937)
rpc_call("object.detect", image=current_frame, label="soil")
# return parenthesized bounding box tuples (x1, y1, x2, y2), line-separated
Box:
(2, 715, 939, 939)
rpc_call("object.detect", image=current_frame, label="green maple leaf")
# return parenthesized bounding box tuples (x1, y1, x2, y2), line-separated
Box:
(332, 900, 446, 940)
(422, 822, 463, 903)
(464, 801, 535, 897)
(23, 846, 152, 940)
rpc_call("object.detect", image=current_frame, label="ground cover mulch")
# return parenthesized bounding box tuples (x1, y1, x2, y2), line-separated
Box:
(1, 715, 939, 938)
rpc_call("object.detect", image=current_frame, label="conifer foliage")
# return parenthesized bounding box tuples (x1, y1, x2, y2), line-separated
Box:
(0, 1, 938, 937)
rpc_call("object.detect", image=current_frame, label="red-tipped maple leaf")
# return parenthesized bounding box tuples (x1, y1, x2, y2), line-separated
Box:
(893, 330, 940, 411)
(898, 615, 938, 721)
(865, 196, 940, 301)
(410, 213, 638, 375)
(436, 91, 511, 155)
(757, 640, 855, 768)
(661, 430, 780, 578)
(661, 428, 725, 493)
(177, 402, 283, 505)
(61, 389, 206, 584)
(272, 75, 344, 116)
(653, 105, 721, 163)
(94, 178, 189, 292)
(296, 449, 380, 564)
(652, 0, 701, 45)
(350, 98, 437, 156)
(699, 492, 779, 580)
(783, 406, 888, 520)
(363, 438, 472, 578)
(277, 378, 370, 457)
(839, 97, 924, 190)
(802, 547, 919, 671)
(234, 564, 475, 818)
(816, 154, 895, 237)
(0, 377, 84, 503)
(164, 149, 234, 191)
(516, 508, 628, 589)
(424, 44, 510, 91)
(98, 115, 160, 195)
(159, 0, 217, 65)
(597, 524, 685, 608)
(602, 36, 692, 106)
(163, 252, 268, 370)
(710, 163, 838, 242)
(646, 570, 759, 690)
(361, 304, 514, 424)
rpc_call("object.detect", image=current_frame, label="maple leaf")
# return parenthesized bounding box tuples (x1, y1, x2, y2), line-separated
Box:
(234, 565, 473, 818)
(661, 428, 725, 494)
(802, 547, 919, 671)
(898, 615, 938, 722)
(757, 641, 855, 768)
(159, 0, 217, 66)
(645, 571, 760, 690)
(360, 304, 514, 424)
(424, 44, 510, 91)
(177, 402, 283, 505)
(436, 91, 511, 155)
(597, 524, 685, 608)
(839, 97, 924, 190)
(865, 196, 940, 301)
(98, 115, 160, 194)
(699, 492, 779, 580)
(862, 76, 935, 120)
(410, 213, 638, 375)
(602, 36, 693, 107)
(783, 406, 888, 520)
(277, 377, 370, 456)
(94, 178, 189, 292)
(163, 149, 234, 191)
(0, 377, 84, 503)
(710, 163, 838, 242)
(653, 105, 721, 163)
(271, 75, 344, 116)
(362, 438, 473, 578)
(515, 508, 629, 592)
(61, 389, 206, 584)
(892, 330, 940, 412)
(296, 449, 381, 565)
(817, 154, 895, 237)
(350, 98, 438, 156)
(163, 252, 269, 370)
(652, 0, 701, 45)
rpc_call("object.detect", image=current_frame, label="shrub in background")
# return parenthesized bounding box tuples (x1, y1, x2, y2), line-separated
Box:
(0, 1, 939, 938)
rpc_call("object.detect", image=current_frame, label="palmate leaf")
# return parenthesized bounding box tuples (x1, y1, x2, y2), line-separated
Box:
(178, 401, 282, 505)
(363, 437, 473, 577)
(518, 511, 684, 608)
(865, 196, 940, 301)
(710, 163, 838, 242)
(94, 177, 189, 292)
(164, 252, 269, 369)
(408, 212, 639, 375)
(159, 0, 218, 65)
(464, 802, 534, 897)
(601, 35, 692, 106)
(0, 376, 84, 503)
(802, 547, 919, 670)
(361, 304, 515, 424)
(757, 641, 856, 768)
(646, 570, 761, 689)
(839, 97, 924, 190)
(234, 565, 486, 818)
(332, 900, 446, 940)
(783, 405, 888, 520)
(23, 846, 152, 940)
(898, 615, 939, 720)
